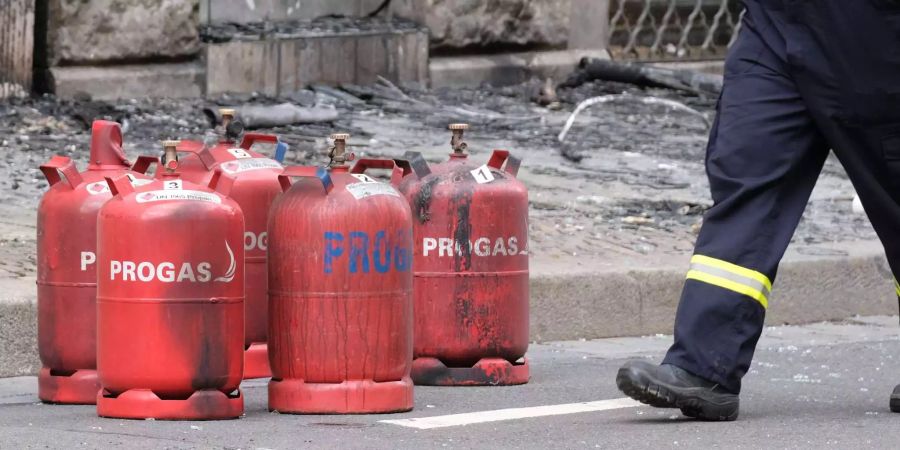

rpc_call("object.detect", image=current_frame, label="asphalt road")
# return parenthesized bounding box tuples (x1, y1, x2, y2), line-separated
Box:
(3, 316, 900, 449)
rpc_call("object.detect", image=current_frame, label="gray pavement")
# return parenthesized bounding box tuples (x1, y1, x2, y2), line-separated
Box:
(3, 316, 900, 449)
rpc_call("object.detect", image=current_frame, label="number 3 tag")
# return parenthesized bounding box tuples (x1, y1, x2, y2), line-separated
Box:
(227, 148, 253, 159)
(163, 180, 183, 190)
(470, 165, 495, 184)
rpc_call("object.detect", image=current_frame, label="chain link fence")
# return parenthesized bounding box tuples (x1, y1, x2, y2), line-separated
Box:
(608, 0, 744, 61)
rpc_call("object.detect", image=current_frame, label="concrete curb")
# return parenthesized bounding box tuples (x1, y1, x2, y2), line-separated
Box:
(530, 246, 895, 342)
(2, 244, 894, 377)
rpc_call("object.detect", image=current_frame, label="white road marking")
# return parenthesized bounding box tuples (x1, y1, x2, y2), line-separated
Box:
(380, 398, 642, 429)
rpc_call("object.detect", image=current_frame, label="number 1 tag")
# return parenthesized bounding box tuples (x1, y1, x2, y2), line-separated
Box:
(351, 174, 377, 183)
(470, 165, 495, 184)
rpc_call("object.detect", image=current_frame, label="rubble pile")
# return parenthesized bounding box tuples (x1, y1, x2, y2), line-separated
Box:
(0, 78, 875, 276)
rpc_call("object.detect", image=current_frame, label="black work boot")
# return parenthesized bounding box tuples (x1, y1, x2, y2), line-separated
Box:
(890, 385, 900, 413)
(616, 360, 739, 421)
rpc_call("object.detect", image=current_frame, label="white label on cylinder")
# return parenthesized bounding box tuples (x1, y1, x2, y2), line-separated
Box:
(346, 181, 400, 200)
(85, 181, 110, 195)
(135, 189, 222, 204)
(220, 158, 282, 174)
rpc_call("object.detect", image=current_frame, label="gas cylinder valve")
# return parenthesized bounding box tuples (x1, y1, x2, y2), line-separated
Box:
(162, 140, 180, 172)
(449, 123, 469, 154)
(220, 108, 245, 141)
(328, 133, 355, 167)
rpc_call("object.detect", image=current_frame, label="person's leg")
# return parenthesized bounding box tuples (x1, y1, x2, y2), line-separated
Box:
(661, 10, 831, 395)
(784, 0, 900, 412)
(617, 3, 829, 420)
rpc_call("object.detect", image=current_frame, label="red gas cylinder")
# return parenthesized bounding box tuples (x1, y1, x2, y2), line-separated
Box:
(36, 120, 155, 404)
(366, 123, 530, 386)
(164, 109, 283, 379)
(96, 141, 245, 420)
(268, 133, 414, 414)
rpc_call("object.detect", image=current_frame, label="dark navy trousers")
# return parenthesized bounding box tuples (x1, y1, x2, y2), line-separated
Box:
(663, 0, 900, 394)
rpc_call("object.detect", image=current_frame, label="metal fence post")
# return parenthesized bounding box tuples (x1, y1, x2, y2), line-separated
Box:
(569, 0, 611, 50)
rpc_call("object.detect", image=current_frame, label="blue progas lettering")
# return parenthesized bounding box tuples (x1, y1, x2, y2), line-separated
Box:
(394, 239, 411, 272)
(322, 230, 412, 274)
(373, 231, 391, 273)
(349, 232, 370, 273)
(324, 232, 344, 274)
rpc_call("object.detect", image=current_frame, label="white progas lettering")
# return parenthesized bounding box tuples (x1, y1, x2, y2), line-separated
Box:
(455, 240, 473, 256)
(81, 251, 96, 271)
(258, 232, 268, 251)
(109, 261, 218, 283)
(105, 242, 234, 283)
(244, 231, 268, 251)
(507, 237, 518, 255)
(421, 236, 524, 257)
(109, 260, 122, 278)
(493, 238, 508, 256)
(177, 263, 196, 282)
(122, 261, 136, 281)
(137, 262, 154, 282)
(438, 238, 453, 257)
(474, 238, 490, 257)
(423, 238, 437, 256)
(157, 262, 175, 282)
(197, 262, 212, 282)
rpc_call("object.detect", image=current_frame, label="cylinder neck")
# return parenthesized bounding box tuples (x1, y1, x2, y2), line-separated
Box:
(162, 141, 180, 174)
(328, 133, 352, 167)
(219, 108, 241, 142)
(88, 120, 130, 170)
(330, 141, 347, 166)
(449, 124, 469, 156)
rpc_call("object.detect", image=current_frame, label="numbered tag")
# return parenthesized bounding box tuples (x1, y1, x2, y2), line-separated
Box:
(128, 174, 153, 187)
(351, 174, 377, 183)
(227, 148, 253, 159)
(470, 165, 495, 184)
(163, 179, 183, 190)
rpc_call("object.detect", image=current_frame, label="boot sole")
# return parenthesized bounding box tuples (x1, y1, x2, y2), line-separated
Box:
(616, 366, 739, 421)
(890, 396, 900, 413)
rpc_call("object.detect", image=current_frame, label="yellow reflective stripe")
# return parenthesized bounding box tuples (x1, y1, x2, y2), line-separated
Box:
(894, 278, 900, 297)
(686, 270, 769, 309)
(691, 255, 772, 291)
